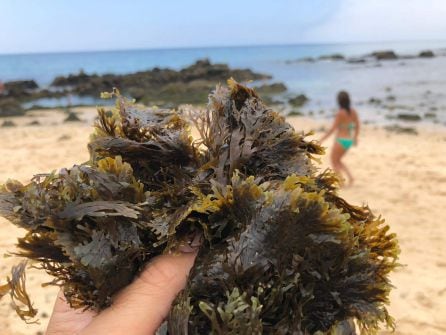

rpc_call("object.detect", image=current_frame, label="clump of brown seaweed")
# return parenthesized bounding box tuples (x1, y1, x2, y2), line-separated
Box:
(0, 80, 399, 334)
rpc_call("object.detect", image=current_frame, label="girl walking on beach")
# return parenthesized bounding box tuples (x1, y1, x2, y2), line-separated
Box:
(320, 91, 360, 186)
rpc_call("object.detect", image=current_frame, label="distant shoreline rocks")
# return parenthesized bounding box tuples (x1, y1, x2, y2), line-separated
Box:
(0, 59, 283, 116)
(419, 50, 435, 58)
(285, 48, 438, 65)
(370, 50, 398, 60)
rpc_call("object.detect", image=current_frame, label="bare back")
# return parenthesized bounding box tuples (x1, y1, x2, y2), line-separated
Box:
(335, 108, 359, 139)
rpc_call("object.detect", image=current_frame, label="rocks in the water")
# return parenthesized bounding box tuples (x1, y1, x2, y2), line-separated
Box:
(1, 120, 16, 127)
(51, 69, 90, 87)
(64, 111, 82, 122)
(0, 97, 25, 117)
(289, 48, 438, 66)
(4, 80, 39, 98)
(296, 57, 316, 63)
(318, 54, 345, 61)
(1, 60, 272, 109)
(287, 110, 303, 116)
(346, 57, 367, 64)
(424, 112, 437, 119)
(419, 50, 435, 58)
(386, 95, 396, 102)
(370, 50, 398, 60)
(368, 97, 382, 105)
(253, 83, 287, 95)
(50, 59, 271, 107)
(384, 124, 418, 135)
(288, 94, 309, 107)
(396, 113, 421, 121)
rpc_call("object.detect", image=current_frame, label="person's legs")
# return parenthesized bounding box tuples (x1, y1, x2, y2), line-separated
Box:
(339, 158, 354, 186)
(331, 141, 354, 186)
(330, 141, 345, 182)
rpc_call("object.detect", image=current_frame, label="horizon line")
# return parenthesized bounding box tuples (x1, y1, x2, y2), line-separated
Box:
(1, 38, 446, 56)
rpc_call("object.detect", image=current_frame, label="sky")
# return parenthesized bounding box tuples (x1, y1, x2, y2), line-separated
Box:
(1, 0, 446, 54)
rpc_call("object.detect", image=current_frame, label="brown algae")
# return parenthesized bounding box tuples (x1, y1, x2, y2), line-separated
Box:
(0, 80, 399, 334)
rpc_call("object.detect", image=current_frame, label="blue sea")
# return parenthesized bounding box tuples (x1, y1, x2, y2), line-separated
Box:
(1, 41, 446, 124)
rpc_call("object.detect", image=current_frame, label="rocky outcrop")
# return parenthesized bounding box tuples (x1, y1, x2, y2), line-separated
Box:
(288, 94, 309, 107)
(370, 51, 398, 60)
(384, 124, 418, 135)
(3, 80, 39, 99)
(396, 113, 421, 121)
(0, 98, 25, 117)
(318, 54, 345, 61)
(253, 83, 287, 95)
(419, 50, 435, 58)
(346, 58, 367, 64)
(50, 59, 272, 105)
(0, 60, 276, 111)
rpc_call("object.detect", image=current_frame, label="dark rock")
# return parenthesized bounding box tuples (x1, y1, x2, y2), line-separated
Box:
(253, 83, 287, 95)
(1, 120, 16, 127)
(370, 50, 398, 60)
(287, 110, 303, 117)
(288, 94, 309, 108)
(384, 124, 418, 135)
(386, 95, 396, 101)
(347, 58, 366, 64)
(58, 134, 72, 141)
(52, 69, 91, 87)
(0, 97, 25, 117)
(368, 97, 382, 105)
(318, 54, 345, 61)
(4, 80, 39, 97)
(27, 120, 40, 126)
(64, 111, 82, 122)
(419, 50, 435, 58)
(297, 57, 316, 63)
(50, 59, 272, 107)
(384, 104, 413, 111)
(396, 113, 421, 121)
(424, 112, 436, 118)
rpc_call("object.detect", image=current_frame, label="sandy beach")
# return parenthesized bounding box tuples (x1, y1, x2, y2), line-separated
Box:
(0, 107, 445, 335)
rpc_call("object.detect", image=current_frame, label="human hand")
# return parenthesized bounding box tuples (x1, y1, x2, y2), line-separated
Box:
(46, 251, 197, 335)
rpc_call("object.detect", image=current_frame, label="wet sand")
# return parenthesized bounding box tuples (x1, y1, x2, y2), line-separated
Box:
(0, 108, 445, 334)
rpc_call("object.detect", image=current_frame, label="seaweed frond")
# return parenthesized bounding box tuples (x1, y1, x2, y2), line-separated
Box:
(0, 81, 399, 334)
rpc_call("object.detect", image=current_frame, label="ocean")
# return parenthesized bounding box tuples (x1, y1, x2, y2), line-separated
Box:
(1, 41, 446, 124)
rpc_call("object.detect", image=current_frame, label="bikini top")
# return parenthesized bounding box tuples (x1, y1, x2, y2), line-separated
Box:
(339, 122, 355, 136)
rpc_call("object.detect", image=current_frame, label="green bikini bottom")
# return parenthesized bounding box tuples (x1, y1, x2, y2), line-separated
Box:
(336, 138, 354, 150)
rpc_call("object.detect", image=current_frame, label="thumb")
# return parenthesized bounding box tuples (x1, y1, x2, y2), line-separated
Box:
(80, 251, 197, 335)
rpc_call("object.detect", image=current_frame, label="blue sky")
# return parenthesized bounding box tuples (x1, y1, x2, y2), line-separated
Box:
(1, 0, 446, 54)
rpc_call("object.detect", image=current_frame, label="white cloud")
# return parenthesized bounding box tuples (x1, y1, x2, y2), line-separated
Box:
(302, 0, 446, 42)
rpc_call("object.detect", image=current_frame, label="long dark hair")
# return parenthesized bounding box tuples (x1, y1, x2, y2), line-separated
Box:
(337, 91, 351, 114)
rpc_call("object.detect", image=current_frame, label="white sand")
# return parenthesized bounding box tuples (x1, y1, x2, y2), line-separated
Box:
(0, 108, 445, 334)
